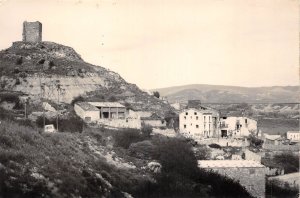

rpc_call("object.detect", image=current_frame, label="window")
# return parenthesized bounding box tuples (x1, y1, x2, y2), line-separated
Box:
(204, 116, 206, 122)
(209, 117, 210, 122)
(196, 116, 198, 120)
(194, 112, 197, 115)
(186, 112, 188, 115)
(196, 125, 199, 128)
(184, 124, 186, 128)
(245, 119, 248, 124)
(249, 169, 255, 174)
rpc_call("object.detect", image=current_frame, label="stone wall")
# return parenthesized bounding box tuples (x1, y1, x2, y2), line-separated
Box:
(245, 149, 262, 162)
(23, 21, 42, 43)
(206, 167, 266, 198)
(262, 144, 299, 152)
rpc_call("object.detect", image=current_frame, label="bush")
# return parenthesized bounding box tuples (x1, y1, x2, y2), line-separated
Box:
(272, 152, 299, 174)
(71, 95, 85, 106)
(141, 124, 153, 137)
(113, 129, 144, 149)
(266, 179, 299, 198)
(153, 91, 160, 98)
(209, 143, 222, 149)
(129, 140, 155, 159)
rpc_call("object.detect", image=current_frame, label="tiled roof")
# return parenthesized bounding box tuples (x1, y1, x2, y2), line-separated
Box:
(198, 160, 265, 168)
(88, 102, 125, 108)
(264, 134, 282, 141)
(76, 102, 99, 111)
(287, 131, 300, 134)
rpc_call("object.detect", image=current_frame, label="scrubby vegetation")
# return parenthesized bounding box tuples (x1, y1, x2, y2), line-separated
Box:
(0, 118, 252, 198)
(266, 179, 299, 198)
(262, 152, 299, 174)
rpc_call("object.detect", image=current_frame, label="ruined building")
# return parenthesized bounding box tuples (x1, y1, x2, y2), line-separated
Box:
(22, 21, 42, 42)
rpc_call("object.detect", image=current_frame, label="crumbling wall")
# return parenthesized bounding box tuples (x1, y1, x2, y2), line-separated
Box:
(23, 21, 42, 43)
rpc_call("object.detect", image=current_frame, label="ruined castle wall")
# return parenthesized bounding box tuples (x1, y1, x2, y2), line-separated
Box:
(23, 21, 42, 42)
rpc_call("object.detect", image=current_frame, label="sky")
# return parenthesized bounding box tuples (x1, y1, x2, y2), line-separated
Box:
(0, 0, 298, 89)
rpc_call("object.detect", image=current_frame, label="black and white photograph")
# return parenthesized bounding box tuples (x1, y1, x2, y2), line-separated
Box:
(0, 0, 299, 197)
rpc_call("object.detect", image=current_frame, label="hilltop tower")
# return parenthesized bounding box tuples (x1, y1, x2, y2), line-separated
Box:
(22, 21, 42, 43)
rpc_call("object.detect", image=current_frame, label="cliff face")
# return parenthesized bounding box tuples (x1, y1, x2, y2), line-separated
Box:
(0, 41, 173, 114)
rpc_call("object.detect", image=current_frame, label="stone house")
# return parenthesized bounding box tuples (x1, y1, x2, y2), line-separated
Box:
(287, 131, 300, 142)
(74, 102, 100, 122)
(179, 106, 219, 140)
(219, 117, 257, 138)
(74, 102, 141, 129)
(263, 134, 282, 145)
(198, 160, 267, 198)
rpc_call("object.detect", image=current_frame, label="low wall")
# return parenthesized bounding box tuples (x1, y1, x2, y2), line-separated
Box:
(245, 149, 262, 162)
(96, 118, 141, 129)
(262, 144, 299, 152)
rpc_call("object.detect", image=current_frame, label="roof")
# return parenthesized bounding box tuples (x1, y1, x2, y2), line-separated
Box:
(264, 134, 282, 141)
(88, 102, 125, 108)
(198, 160, 265, 168)
(269, 172, 300, 180)
(180, 107, 219, 116)
(141, 113, 163, 120)
(287, 131, 300, 134)
(76, 102, 99, 111)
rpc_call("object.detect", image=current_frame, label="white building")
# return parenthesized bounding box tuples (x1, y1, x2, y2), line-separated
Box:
(287, 131, 300, 142)
(74, 102, 100, 122)
(74, 102, 141, 128)
(219, 117, 257, 138)
(179, 106, 219, 139)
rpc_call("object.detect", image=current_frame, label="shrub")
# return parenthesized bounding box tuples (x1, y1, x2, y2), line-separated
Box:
(266, 179, 299, 198)
(153, 91, 160, 98)
(141, 124, 153, 137)
(209, 143, 222, 149)
(15, 57, 23, 65)
(272, 152, 299, 174)
(194, 145, 210, 160)
(71, 95, 85, 106)
(113, 129, 144, 149)
(129, 140, 155, 159)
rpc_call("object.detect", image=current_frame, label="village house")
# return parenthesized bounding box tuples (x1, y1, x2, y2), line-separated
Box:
(198, 160, 267, 198)
(179, 100, 219, 139)
(74, 102, 141, 128)
(263, 134, 282, 145)
(286, 131, 300, 142)
(219, 116, 257, 138)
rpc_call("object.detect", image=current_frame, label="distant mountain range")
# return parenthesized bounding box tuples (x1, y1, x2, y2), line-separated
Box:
(152, 84, 299, 103)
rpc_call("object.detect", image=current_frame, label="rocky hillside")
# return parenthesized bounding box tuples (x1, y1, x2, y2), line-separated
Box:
(0, 41, 173, 115)
(153, 84, 299, 103)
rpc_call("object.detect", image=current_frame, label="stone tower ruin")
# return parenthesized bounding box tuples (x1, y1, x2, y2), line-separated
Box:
(22, 21, 42, 43)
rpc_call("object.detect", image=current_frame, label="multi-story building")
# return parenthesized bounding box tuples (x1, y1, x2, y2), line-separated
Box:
(179, 104, 219, 139)
(219, 116, 257, 138)
(287, 131, 300, 142)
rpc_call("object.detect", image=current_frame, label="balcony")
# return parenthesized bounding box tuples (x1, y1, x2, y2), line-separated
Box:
(220, 124, 229, 128)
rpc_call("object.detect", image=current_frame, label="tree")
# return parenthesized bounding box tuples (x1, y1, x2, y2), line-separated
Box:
(153, 91, 160, 98)
(273, 152, 299, 174)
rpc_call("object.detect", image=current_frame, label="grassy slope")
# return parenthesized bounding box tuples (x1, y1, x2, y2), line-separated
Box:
(0, 120, 150, 198)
